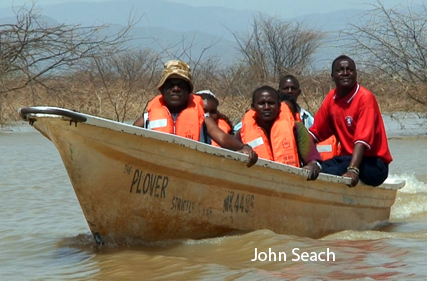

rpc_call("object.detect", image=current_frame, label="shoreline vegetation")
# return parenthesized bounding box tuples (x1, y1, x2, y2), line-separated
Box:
(1, 2, 426, 127)
(2, 74, 427, 139)
(5, 113, 426, 139)
(1, 70, 425, 126)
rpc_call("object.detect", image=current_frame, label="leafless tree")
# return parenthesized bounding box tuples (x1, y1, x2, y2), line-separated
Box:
(89, 49, 161, 122)
(151, 32, 223, 86)
(232, 13, 324, 80)
(0, 4, 135, 96)
(344, 0, 427, 106)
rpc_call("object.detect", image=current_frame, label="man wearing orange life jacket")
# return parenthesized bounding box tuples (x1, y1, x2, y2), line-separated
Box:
(235, 86, 322, 181)
(195, 90, 234, 147)
(278, 75, 340, 161)
(133, 60, 258, 167)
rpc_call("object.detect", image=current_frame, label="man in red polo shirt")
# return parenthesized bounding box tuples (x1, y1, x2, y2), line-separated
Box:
(309, 55, 392, 187)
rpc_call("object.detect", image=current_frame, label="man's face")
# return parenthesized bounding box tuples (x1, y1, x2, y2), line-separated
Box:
(252, 90, 280, 123)
(332, 59, 357, 89)
(161, 78, 190, 109)
(278, 78, 301, 102)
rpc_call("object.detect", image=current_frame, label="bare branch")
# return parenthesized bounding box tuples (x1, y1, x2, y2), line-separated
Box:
(0, 3, 136, 95)
(230, 13, 324, 79)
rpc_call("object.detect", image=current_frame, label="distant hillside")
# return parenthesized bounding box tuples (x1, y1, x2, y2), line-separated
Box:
(0, 1, 369, 68)
(1, 0, 255, 40)
(0, 14, 59, 26)
(293, 9, 366, 69)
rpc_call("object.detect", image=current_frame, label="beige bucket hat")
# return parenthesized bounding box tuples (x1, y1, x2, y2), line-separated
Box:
(157, 60, 193, 92)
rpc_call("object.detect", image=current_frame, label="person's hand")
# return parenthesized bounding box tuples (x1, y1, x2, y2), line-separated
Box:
(342, 168, 359, 187)
(238, 144, 258, 167)
(302, 161, 321, 181)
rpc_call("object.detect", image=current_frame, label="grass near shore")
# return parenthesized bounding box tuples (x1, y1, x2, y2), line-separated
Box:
(1, 71, 425, 126)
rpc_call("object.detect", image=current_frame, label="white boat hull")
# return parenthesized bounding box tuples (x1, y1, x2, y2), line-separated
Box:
(19, 107, 404, 243)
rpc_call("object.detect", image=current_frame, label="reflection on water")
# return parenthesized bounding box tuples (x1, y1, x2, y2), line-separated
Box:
(55, 230, 426, 280)
(1, 130, 427, 280)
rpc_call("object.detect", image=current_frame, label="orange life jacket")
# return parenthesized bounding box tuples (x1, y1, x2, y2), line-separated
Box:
(240, 106, 300, 167)
(316, 136, 341, 161)
(295, 112, 302, 122)
(296, 110, 340, 161)
(147, 94, 205, 141)
(211, 118, 232, 147)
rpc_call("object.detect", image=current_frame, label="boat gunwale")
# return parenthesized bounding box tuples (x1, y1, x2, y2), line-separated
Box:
(18, 106, 405, 191)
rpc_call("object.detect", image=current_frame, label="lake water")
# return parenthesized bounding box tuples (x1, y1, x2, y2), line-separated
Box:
(1, 116, 427, 280)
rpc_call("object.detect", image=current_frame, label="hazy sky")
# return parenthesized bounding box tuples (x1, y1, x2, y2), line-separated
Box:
(4, 0, 426, 18)
(166, 0, 426, 18)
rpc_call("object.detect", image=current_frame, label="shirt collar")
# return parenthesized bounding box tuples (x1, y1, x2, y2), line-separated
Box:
(333, 83, 360, 103)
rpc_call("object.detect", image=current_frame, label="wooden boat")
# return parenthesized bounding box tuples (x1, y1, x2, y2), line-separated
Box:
(19, 106, 405, 244)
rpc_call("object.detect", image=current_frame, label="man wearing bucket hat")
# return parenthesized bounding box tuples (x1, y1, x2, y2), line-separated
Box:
(133, 60, 258, 167)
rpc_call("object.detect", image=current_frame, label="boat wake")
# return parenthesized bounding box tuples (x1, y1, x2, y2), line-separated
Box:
(389, 173, 427, 221)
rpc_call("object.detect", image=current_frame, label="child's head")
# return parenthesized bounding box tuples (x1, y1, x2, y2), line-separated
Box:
(195, 90, 219, 121)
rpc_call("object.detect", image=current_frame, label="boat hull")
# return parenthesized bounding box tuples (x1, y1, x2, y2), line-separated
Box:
(20, 107, 403, 243)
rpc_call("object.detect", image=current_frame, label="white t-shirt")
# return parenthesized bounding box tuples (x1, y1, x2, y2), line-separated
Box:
(143, 112, 149, 128)
(300, 108, 314, 128)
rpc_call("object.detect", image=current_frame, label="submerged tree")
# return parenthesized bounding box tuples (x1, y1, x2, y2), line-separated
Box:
(232, 13, 324, 80)
(344, 1, 427, 107)
(90, 49, 161, 122)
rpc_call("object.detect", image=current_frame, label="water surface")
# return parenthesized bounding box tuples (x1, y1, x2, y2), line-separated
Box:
(1, 125, 426, 280)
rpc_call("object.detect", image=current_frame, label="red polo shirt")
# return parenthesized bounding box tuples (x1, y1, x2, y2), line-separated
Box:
(309, 84, 393, 164)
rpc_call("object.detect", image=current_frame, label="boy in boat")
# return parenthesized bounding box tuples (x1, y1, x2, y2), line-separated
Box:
(234, 85, 322, 180)
(194, 90, 234, 147)
(278, 75, 314, 129)
(133, 60, 258, 167)
(278, 75, 340, 161)
(308, 55, 392, 187)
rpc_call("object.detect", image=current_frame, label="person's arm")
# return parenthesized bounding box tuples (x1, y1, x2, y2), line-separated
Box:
(205, 117, 258, 167)
(234, 129, 242, 142)
(344, 94, 377, 187)
(133, 116, 145, 127)
(309, 97, 332, 143)
(294, 122, 322, 180)
(342, 143, 365, 187)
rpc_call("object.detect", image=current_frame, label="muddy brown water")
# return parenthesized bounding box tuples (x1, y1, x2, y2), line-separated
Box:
(1, 120, 427, 280)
